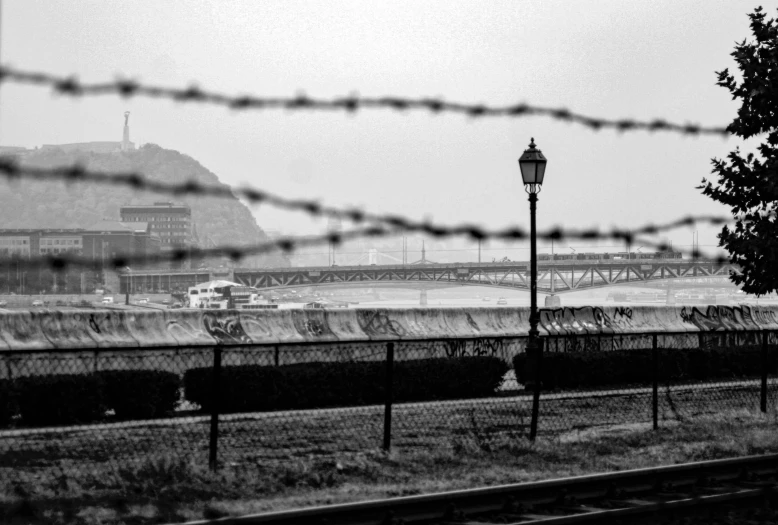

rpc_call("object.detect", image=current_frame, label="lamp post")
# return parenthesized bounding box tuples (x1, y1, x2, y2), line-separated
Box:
(518, 137, 548, 441)
(125, 266, 132, 305)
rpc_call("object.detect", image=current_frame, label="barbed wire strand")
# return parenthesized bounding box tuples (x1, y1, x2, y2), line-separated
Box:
(0, 158, 734, 245)
(0, 216, 734, 272)
(0, 66, 729, 136)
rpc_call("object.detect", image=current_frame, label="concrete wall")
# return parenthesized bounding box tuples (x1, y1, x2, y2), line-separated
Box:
(0, 305, 776, 379)
(0, 304, 775, 349)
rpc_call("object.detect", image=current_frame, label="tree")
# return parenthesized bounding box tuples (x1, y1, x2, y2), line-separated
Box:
(700, 6, 778, 295)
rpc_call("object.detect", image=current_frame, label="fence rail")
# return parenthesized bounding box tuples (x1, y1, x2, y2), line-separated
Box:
(0, 328, 776, 487)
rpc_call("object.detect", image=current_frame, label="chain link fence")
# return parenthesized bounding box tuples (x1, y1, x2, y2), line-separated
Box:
(0, 330, 775, 486)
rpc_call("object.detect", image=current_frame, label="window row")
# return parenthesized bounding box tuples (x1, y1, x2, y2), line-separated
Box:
(40, 248, 83, 255)
(124, 216, 190, 222)
(40, 239, 81, 246)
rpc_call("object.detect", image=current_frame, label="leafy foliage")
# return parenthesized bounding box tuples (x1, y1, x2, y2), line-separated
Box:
(184, 357, 508, 413)
(4, 370, 181, 426)
(98, 370, 181, 420)
(15, 373, 105, 426)
(0, 379, 16, 427)
(514, 345, 772, 390)
(700, 7, 778, 294)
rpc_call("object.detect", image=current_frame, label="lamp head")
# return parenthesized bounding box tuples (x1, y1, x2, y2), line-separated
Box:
(518, 138, 548, 193)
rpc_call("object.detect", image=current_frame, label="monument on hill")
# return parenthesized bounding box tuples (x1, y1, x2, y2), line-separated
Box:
(121, 111, 132, 151)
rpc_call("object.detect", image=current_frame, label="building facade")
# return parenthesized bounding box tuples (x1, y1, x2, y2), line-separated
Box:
(120, 202, 193, 248)
(0, 222, 160, 264)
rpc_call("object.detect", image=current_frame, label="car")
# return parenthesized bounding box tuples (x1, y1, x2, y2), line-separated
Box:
(482, 297, 491, 302)
(161, 299, 171, 305)
(32, 300, 44, 307)
(136, 298, 149, 304)
(0, 300, 7, 307)
(497, 297, 507, 305)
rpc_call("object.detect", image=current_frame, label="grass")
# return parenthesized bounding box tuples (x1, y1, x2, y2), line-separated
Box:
(3, 408, 778, 524)
(0, 380, 775, 524)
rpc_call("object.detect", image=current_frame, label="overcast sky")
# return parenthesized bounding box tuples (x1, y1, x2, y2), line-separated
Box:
(1, 0, 774, 260)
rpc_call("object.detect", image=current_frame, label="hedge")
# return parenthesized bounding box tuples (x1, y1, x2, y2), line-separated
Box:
(184, 356, 509, 413)
(0, 379, 16, 427)
(7, 370, 181, 426)
(514, 345, 777, 390)
(15, 373, 105, 426)
(97, 370, 180, 420)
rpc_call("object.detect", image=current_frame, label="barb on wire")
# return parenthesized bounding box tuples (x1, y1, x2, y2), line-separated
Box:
(0, 158, 734, 244)
(0, 65, 729, 136)
(0, 216, 734, 272)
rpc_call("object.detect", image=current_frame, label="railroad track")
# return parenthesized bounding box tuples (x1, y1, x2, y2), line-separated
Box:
(180, 453, 778, 525)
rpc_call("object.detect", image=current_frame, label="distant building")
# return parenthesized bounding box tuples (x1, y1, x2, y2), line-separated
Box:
(40, 142, 131, 154)
(81, 219, 161, 266)
(39, 232, 84, 256)
(0, 233, 32, 258)
(120, 202, 193, 248)
(0, 146, 31, 157)
(0, 222, 160, 267)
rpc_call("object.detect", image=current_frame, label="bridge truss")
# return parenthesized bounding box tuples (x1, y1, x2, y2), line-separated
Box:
(230, 259, 738, 293)
(119, 260, 738, 294)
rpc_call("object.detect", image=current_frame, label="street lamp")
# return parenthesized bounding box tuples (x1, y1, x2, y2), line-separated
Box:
(124, 266, 132, 305)
(518, 137, 548, 441)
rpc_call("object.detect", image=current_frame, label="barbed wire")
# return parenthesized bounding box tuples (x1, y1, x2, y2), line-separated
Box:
(0, 216, 734, 272)
(0, 158, 733, 245)
(0, 66, 729, 136)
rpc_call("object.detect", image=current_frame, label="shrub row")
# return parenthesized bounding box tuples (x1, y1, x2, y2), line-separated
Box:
(0, 370, 180, 427)
(514, 345, 777, 390)
(184, 356, 509, 413)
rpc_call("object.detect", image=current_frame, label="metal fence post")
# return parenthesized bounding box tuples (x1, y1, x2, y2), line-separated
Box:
(383, 342, 395, 452)
(208, 347, 222, 471)
(762, 331, 768, 413)
(274, 345, 280, 367)
(652, 333, 658, 430)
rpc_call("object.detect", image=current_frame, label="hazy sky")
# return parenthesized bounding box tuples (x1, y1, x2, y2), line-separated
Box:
(1, 0, 774, 259)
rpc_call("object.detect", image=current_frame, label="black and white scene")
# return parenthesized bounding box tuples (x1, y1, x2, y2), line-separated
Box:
(4, 1, 778, 523)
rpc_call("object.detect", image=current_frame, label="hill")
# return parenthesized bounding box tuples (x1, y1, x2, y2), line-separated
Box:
(0, 143, 289, 268)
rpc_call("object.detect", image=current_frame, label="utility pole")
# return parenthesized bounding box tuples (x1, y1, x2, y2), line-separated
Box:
(478, 239, 481, 264)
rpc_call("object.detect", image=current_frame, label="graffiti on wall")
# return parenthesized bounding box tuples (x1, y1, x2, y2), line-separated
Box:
(167, 315, 217, 344)
(202, 312, 252, 344)
(290, 310, 334, 339)
(539, 306, 613, 335)
(443, 338, 505, 358)
(356, 311, 407, 337)
(548, 336, 602, 353)
(8, 304, 778, 352)
(614, 307, 633, 320)
(679, 305, 776, 331)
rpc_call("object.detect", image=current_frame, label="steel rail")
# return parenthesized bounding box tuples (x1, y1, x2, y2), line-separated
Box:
(175, 453, 778, 525)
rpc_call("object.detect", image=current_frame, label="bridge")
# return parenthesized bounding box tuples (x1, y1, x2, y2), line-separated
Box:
(120, 258, 738, 297)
